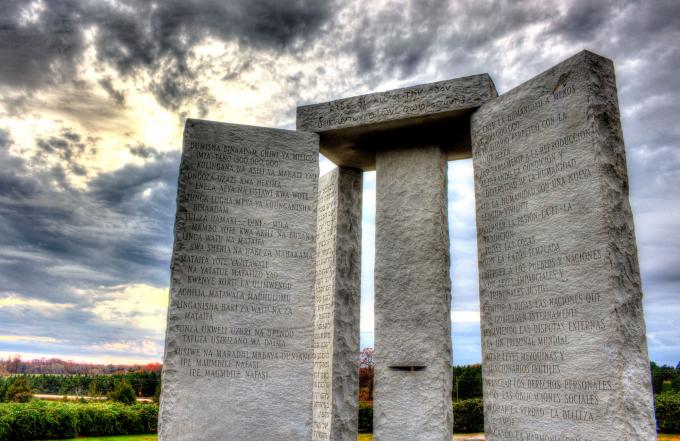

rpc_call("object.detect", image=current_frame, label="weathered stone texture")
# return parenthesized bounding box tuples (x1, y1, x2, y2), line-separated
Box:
(297, 74, 496, 133)
(471, 50, 656, 441)
(312, 167, 362, 441)
(374, 145, 452, 441)
(296, 75, 497, 170)
(158, 119, 319, 441)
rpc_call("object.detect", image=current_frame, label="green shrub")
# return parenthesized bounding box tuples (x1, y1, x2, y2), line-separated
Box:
(5, 377, 32, 403)
(0, 401, 77, 440)
(109, 381, 136, 405)
(358, 402, 373, 433)
(672, 373, 680, 394)
(453, 398, 484, 433)
(656, 392, 680, 434)
(0, 378, 8, 403)
(22, 372, 161, 397)
(356, 398, 484, 434)
(0, 401, 158, 441)
(452, 365, 483, 401)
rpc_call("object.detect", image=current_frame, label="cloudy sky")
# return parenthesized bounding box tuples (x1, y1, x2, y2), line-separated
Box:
(0, 0, 678, 366)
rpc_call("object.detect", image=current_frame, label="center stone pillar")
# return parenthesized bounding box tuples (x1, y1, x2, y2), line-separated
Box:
(296, 74, 497, 440)
(374, 144, 452, 441)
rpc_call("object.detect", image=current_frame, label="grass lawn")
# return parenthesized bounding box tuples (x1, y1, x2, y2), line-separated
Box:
(44, 434, 680, 441)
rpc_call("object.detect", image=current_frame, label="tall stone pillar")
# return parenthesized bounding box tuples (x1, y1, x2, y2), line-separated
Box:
(374, 145, 452, 441)
(312, 167, 363, 441)
(471, 50, 656, 441)
(159, 119, 319, 441)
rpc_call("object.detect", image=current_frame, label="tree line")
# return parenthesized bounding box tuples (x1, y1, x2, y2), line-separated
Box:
(0, 371, 161, 400)
(0, 355, 161, 376)
(2, 353, 678, 402)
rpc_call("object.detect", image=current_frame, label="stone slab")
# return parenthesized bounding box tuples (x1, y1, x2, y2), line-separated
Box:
(297, 75, 497, 170)
(374, 145, 452, 441)
(471, 50, 656, 441)
(158, 119, 319, 441)
(312, 167, 362, 441)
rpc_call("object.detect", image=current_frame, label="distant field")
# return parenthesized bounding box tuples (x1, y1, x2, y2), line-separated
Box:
(44, 434, 680, 441)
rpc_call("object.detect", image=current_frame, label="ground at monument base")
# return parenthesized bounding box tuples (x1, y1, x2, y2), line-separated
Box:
(42, 436, 157, 441)
(356, 435, 484, 441)
(42, 434, 680, 441)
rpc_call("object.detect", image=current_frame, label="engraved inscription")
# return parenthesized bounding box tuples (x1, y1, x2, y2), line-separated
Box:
(311, 173, 338, 441)
(296, 75, 495, 133)
(159, 121, 319, 441)
(170, 140, 317, 379)
(473, 66, 614, 441)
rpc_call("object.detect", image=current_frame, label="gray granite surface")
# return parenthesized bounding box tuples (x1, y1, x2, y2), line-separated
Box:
(374, 145, 452, 441)
(158, 119, 319, 441)
(471, 50, 656, 441)
(296, 75, 497, 170)
(312, 167, 362, 441)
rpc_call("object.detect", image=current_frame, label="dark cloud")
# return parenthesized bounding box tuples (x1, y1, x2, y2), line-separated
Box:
(548, 0, 621, 42)
(129, 145, 158, 159)
(0, 0, 335, 110)
(32, 129, 98, 178)
(0, 129, 179, 306)
(98, 77, 126, 106)
(0, 0, 85, 89)
(150, 61, 208, 112)
(0, 130, 179, 359)
(346, 0, 452, 80)
(36, 132, 86, 163)
(340, 0, 560, 85)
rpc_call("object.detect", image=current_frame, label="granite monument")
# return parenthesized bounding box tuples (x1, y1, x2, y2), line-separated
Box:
(159, 120, 319, 441)
(159, 50, 656, 441)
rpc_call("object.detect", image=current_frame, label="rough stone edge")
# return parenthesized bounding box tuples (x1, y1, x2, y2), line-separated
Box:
(313, 169, 338, 441)
(158, 119, 195, 441)
(330, 168, 362, 441)
(438, 146, 454, 441)
(470, 50, 657, 440)
(585, 51, 657, 439)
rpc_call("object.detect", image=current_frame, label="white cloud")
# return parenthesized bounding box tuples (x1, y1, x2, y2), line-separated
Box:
(0, 293, 73, 311)
(87, 338, 164, 356)
(451, 310, 480, 324)
(87, 284, 169, 333)
(0, 335, 60, 344)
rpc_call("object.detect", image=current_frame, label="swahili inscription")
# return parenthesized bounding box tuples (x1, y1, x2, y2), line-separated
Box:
(158, 120, 319, 441)
(472, 52, 656, 440)
(312, 171, 338, 441)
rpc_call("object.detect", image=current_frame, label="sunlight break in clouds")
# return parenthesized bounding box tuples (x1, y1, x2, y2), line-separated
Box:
(87, 284, 169, 333)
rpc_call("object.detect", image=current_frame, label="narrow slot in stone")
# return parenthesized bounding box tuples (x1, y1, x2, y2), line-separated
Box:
(388, 366, 427, 372)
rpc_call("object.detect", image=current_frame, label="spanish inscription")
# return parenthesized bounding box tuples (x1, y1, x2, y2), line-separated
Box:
(472, 51, 656, 440)
(159, 120, 319, 441)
